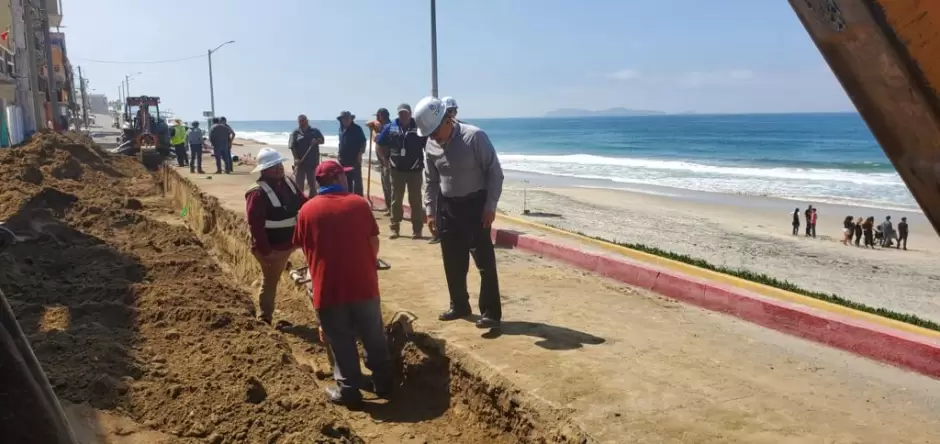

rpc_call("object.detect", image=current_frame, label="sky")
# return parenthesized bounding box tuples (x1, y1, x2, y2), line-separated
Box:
(64, 0, 855, 121)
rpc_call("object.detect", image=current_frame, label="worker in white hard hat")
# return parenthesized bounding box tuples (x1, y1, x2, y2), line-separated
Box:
(415, 96, 505, 329)
(442, 96, 459, 119)
(245, 147, 308, 324)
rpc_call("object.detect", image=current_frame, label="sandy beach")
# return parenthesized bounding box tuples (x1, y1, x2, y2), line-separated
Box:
(224, 137, 940, 324)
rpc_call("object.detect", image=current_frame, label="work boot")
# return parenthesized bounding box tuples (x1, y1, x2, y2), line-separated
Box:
(475, 316, 500, 329)
(412, 230, 423, 240)
(438, 306, 471, 321)
(389, 229, 400, 240)
(325, 386, 362, 409)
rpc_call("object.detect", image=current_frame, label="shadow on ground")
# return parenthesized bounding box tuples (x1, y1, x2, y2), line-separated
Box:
(481, 320, 606, 350)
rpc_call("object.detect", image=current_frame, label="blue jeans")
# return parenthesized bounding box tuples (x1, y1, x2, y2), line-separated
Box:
(214, 144, 232, 172)
(189, 144, 203, 172)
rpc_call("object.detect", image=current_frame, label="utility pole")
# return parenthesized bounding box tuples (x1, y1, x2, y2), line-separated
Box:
(125, 75, 130, 99)
(39, 2, 59, 129)
(23, 0, 43, 131)
(207, 41, 234, 118)
(430, 0, 439, 98)
(208, 49, 215, 117)
(78, 66, 88, 129)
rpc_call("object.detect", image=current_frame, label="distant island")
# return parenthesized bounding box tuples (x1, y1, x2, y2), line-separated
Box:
(544, 107, 666, 118)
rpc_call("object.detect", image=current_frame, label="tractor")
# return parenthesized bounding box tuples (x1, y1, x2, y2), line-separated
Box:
(114, 96, 172, 159)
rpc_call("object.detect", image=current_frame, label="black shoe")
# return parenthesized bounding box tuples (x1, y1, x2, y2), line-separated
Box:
(412, 232, 423, 240)
(325, 386, 362, 409)
(369, 377, 393, 398)
(439, 307, 471, 321)
(428, 236, 441, 245)
(197, 170, 206, 174)
(389, 231, 400, 240)
(190, 169, 195, 173)
(214, 170, 222, 174)
(475, 317, 501, 329)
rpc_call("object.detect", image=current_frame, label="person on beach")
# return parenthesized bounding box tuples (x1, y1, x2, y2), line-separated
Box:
(170, 119, 188, 167)
(842, 216, 854, 245)
(862, 216, 876, 248)
(209, 117, 234, 174)
(804, 205, 813, 236)
(791, 208, 800, 235)
(880, 215, 895, 247)
(337, 111, 367, 196)
(376, 103, 427, 239)
(809, 208, 818, 238)
(288, 114, 326, 195)
(187, 121, 206, 174)
(417, 96, 504, 329)
(245, 147, 307, 325)
(897, 217, 909, 250)
(853, 216, 863, 246)
(367, 108, 393, 214)
(292, 160, 391, 407)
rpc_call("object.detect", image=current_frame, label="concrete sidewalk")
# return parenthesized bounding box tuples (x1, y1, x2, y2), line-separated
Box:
(173, 162, 940, 443)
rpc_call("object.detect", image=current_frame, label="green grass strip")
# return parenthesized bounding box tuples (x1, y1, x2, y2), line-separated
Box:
(551, 226, 940, 333)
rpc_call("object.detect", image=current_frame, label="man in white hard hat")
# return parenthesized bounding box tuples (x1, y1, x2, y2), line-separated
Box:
(245, 147, 308, 324)
(442, 96, 459, 119)
(416, 96, 505, 329)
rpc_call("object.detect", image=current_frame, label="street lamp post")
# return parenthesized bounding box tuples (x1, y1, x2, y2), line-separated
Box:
(124, 71, 141, 99)
(207, 40, 235, 118)
(430, 0, 439, 98)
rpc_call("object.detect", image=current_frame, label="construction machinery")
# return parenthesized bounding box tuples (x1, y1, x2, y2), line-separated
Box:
(113, 96, 171, 158)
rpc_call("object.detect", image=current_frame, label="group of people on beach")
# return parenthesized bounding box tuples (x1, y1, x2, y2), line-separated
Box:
(240, 96, 505, 408)
(791, 205, 910, 250)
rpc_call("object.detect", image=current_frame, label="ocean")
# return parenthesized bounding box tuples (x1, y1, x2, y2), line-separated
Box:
(229, 113, 916, 212)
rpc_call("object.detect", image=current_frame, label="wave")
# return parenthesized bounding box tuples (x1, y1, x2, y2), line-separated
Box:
(498, 152, 918, 211)
(236, 130, 340, 148)
(498, 153, 902, 185)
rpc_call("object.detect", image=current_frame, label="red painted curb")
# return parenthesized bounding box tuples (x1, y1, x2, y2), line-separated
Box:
(370, 195, 940, 378)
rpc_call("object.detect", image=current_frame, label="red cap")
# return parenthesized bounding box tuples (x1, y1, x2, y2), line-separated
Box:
(315, 160, 354, 180)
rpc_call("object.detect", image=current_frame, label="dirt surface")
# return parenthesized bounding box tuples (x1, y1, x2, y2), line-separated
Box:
(0, 133, 361, 443)
(184, 157, 940, 444)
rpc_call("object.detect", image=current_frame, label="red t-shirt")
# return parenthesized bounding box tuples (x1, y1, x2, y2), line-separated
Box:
(292, 192, 379, 309)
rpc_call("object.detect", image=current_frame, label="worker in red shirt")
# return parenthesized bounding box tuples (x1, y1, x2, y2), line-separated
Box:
(245, 147, 307, 325)
(293, 160, 391, 407)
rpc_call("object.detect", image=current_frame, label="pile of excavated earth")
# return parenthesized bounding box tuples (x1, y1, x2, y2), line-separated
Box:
(0, 133, 558, 443)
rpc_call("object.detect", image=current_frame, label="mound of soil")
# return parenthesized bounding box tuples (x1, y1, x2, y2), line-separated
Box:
(0, 133, 361, 443)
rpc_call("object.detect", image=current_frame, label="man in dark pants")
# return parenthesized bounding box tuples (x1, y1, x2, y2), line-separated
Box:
(293, 160, 391, 407)
(187, 121, 206, 174)
(416, 96, 504, 329)
(375, 103, 427, 239)
(288, 114, 325, 195)
(897, 216, 909, 250)
(804, 205, 813, 236)
(367, 108, 393, 213)
(337, 111, 367, 196)
(209, 117, 234, 174)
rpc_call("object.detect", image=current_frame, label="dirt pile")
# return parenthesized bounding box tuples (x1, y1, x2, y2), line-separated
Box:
(0, 133, 361, 443)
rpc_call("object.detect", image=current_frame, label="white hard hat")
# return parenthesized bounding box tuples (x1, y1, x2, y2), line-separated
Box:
(252, 147, 286, 173)
(414, 96, 448, 137)
(442, 96, 458, 110)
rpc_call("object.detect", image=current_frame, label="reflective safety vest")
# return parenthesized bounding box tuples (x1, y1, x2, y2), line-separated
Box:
(245, 177, 303, 245)
(171, 125, 187, 145)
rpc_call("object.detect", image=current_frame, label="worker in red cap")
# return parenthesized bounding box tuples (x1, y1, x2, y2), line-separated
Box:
(293, 160, 392, 407)
(245, 147, 307, 325)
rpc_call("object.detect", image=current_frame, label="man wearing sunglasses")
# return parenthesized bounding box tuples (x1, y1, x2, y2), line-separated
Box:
(415, 96, 504, 329)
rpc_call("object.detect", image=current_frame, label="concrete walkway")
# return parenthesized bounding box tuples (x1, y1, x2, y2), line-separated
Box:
(178, 163, 940, 443)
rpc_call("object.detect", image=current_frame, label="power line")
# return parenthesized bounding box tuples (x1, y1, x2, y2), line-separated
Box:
(72, 53, 207, 64)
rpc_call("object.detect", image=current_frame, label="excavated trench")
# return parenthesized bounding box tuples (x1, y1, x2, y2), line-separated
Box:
(0, 133, 591, 443)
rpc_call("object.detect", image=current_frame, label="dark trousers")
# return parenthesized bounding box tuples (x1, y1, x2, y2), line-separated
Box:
(294, 163, 318, 196)
(809, 223, 816, 238)
(389, 169, 424, 234)
(380, 164, 392, 210)
(214, 144, 233, 172)
(317, 298, 391, 400)
(898, 233, 908, 249)
(173, 143, 187, 166)
(854, 229, 862, 246)
(438, 190, 501, 320)
(792, 223, 799, 235)
(346, 166, 363, 196)
(189, 144, 203, 172)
